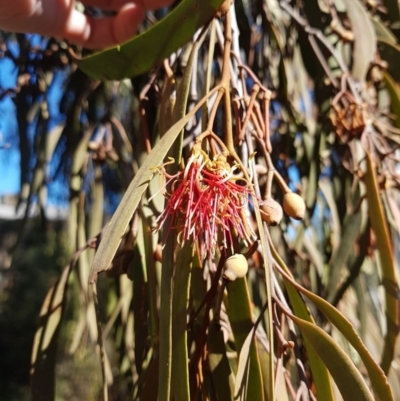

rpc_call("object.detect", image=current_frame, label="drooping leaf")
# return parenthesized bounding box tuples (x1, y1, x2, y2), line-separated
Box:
(327, 208, 362, 303)
(88, 85, 219, 284)
(343, 0, 376, 82)
(271, 245, 335, 401)
(226, 277, 265, 401)
(372, 17, 397, 44)
(171, 241, 193, 401)
(207, 321, 235, 401)
(252, 196, 275, 401)
(364, 152, 399, 375)
(276, 264, 395, 401)
(77, 0, 225, 80)
(289, 314, 375, 401)
(383, 71, 400, 129)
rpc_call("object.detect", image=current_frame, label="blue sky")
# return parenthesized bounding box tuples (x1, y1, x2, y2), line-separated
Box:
(0, 38, 20, 196)
(0, 35, 69, 206)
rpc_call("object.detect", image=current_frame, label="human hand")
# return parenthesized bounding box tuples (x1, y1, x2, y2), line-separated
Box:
(0, 0, 174, 49)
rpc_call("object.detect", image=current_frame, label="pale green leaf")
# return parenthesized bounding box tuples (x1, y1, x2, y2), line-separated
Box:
(290, 315, 375, 401)
(364, 152, 399, 375)
(276, 265, 395, 401)
(77, 0, 225, 80)
(227, 277, 265, 401)
(171, 242, 193, 401)
(343, 0, 376, 82)
(88, 86, 218, 284)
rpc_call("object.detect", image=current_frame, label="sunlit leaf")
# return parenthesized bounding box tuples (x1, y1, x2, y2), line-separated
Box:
(171, 241, 193, 401)
(227, 277, 265, 401)
(276, 264, 395, 401)
(343, 0, 376, 82)
(290, 314, 375, 401)
(88, 86, 218, 283)
(77, 0, 225, 80)
(364, 152, 399, 375)
(271, 246, 335, 401)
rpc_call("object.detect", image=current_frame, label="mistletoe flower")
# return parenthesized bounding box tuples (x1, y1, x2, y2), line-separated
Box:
(156, 145, 253, 257)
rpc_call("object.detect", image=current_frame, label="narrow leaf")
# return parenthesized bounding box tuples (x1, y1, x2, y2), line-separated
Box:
(289, 315, 375, 401)
(252, 196, 275, 401)
(171, 242, 193, 401)
(343, 0, 376, 82)
(364, 152, 399, 374)
(78, 0, 225, 80)
(271, 246, 335, 401)
(275, 264, 394, 401)
(208, 321, 235, 401)
(227, 277, 265, 401)
(383, 71, 400, 129)
(89, 86, 218, 283)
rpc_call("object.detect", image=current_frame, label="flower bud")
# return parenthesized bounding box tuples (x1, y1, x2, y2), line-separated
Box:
(260, 198, 283, 226)
(223, 254, 248, 281)
(283, 192, 305, 220)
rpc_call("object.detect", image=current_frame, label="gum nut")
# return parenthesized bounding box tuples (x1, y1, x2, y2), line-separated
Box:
(283, 192, 306, 220)
(261, 198, 283, 226)
(223, 254, 248, 281)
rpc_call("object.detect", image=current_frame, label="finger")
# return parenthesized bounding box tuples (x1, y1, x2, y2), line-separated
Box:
(80, 0, 136, 11)
(62, 3, 144, 49)
(136, 0, 175, 9)
(81, 0, 175, 11)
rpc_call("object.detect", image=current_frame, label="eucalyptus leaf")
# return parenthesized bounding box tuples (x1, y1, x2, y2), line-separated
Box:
(364, 152, 399, 375)
(290, 315, 375, 401)
(78, 0, 225, 80)
(88, 86, 218, 284)
(276, 264, 395, 401)
(343, 0, 376, 82)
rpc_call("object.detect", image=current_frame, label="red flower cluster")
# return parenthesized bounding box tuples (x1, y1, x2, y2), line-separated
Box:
(156, 146, 253, 257)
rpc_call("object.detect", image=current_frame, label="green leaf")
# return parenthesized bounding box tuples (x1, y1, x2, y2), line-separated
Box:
(132, 221, 149, 375)
(233, 325, 256, 401)
(372, 17, 397, 44)
(226, 277, 265, 401)
(327, 209, 362, 303)
(77, 0, 225, 80)
(383, 71, 400, 129)
(252, 196, 275, 401)
(289, 315, 375, 401)
(271, 246, 335, 401)
(364, 152, 399, 375)
(343, 0, 376, 82)
(270, 242, 334, 401)
(207, 321, 235, 401)
(88, 86, 218, 284)
(171, 241, 193, 401)
(276, 265, 395, 401)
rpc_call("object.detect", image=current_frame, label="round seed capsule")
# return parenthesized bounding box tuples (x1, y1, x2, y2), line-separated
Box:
(282, 192, 306, 220)
(260, 198, 283, 226)
(223, 254, 248, 281)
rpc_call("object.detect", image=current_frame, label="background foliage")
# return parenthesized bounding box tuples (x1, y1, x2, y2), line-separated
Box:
(1, 0, 400, 400)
